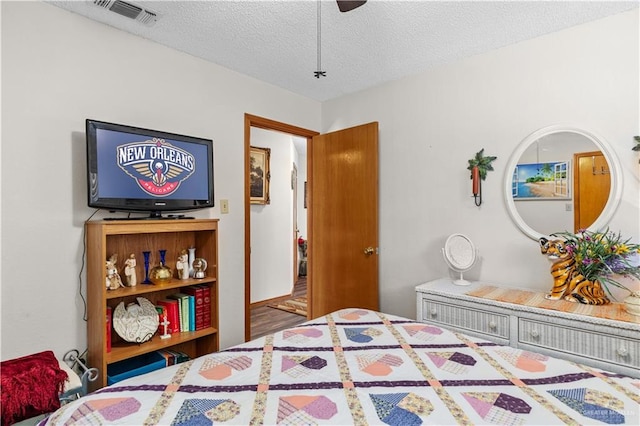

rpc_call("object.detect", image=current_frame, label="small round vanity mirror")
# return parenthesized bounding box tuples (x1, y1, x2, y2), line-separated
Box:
(503, 125, 622, 240)
(442, 233, 477, 286)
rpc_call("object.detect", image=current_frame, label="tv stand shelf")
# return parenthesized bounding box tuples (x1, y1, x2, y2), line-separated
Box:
(86, 219, 219, 390)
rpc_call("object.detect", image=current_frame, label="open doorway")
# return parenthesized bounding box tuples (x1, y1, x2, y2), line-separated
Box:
(244, 114, 318, 341)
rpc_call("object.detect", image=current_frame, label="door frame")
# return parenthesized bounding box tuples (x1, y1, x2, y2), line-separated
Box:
(292, 163, 299, 281)
(244, 114, 319, 341)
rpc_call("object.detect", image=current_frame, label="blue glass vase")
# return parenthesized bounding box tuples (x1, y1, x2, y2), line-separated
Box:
(142, 251, 152, 284)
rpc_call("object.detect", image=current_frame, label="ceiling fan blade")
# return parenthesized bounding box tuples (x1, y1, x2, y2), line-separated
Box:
(337, 1, 367, 13)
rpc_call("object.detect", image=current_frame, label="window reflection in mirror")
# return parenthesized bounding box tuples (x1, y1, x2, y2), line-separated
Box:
(510, 131, 611, 236)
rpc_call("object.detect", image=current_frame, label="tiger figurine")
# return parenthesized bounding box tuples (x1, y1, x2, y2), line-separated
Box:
(539, 237, 609, 305)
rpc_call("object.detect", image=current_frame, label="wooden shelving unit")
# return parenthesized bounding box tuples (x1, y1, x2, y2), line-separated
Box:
(86, 219, 219, 390)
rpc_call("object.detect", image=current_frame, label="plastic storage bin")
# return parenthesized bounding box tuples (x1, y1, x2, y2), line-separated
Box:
(106, 351, 166, 385)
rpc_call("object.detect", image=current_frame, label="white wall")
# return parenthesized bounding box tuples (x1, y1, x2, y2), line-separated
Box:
(294, 142, 308, 244)
(250, 127, 295, 303)
(322, 9, 639, 319)
(0, 1, 320, 360)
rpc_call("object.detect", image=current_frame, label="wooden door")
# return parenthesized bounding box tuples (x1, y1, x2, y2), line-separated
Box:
(574, 151, 610, 231)
(308, 122, 379, 318)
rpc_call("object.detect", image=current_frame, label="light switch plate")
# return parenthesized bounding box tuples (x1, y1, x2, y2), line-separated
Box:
(221, 199, 229, 214)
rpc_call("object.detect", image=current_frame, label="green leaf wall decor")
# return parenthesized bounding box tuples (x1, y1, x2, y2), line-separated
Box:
(467, 148, 497, 180)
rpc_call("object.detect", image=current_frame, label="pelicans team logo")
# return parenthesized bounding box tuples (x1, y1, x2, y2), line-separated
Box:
(117, 138, 195, 196)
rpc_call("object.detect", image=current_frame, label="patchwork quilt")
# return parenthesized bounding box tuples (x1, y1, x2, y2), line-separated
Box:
(43, 309, 639, 425)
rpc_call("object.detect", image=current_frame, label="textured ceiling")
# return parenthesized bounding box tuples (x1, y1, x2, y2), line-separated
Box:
(47, 0, 638, 102)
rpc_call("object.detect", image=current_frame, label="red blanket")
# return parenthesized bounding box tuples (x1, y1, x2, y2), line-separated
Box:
(1, 350, 68, 425)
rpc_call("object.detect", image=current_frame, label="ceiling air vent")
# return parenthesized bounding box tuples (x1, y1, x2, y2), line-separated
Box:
(92, 0, 159, 26)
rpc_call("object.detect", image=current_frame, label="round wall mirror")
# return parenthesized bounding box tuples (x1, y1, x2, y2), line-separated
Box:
(503, 125, 622, 240)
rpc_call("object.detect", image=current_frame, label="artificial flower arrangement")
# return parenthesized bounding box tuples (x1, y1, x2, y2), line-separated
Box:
(551, 228, 640, 298)
(297, 236, 308, 258)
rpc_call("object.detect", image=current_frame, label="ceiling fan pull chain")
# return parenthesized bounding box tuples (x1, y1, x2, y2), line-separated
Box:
(314, 0, 326, 78)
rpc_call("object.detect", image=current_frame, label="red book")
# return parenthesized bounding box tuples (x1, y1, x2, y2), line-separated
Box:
(183, 286, 204, 330)
(106, 306, 112, 353)
(199, 285, 211, 328)
(157, 299, 180, 333)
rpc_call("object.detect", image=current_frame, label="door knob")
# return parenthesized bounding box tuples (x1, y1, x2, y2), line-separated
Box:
(364, 247, 375, 255)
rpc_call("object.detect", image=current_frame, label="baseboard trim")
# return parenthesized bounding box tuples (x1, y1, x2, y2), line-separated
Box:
(250, 293, 293, 309)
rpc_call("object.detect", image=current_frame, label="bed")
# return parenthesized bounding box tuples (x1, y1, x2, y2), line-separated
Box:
(42, 308, 639, 425)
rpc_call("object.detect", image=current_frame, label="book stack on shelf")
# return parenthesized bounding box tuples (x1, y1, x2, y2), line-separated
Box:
(155, 285, 210, 334)
(184, 285, 209, 331)
(157, 349, 190, 366)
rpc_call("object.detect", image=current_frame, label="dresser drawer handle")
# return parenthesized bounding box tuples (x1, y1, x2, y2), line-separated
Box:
(489, 321, 497, 330)
(530, 330, 540, 339)
(430, 308, 438, 317)
(617, 347, 629, 357)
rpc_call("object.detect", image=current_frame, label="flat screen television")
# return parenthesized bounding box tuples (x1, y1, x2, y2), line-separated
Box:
(86, 119, 214, 218)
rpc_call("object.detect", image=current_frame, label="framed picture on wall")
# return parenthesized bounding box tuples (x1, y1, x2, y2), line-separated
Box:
(250, 146, 271, 204)
(512, 161, 570, 200)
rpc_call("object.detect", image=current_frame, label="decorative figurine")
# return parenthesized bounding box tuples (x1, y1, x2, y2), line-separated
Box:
(112, 297, 159, 343)
(188, 247, 196, 278)
(159, 312, 171, 339)
(176, 249, 190, 280)
(106, 254, 124, 290)
(539, 237, 609, 305)
(124, 253, 137, 287)
(193, 257, 208, 279)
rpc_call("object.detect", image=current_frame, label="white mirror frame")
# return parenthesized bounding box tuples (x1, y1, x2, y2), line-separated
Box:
(503, 125, 623, 241)
(442, 233, 478, 286)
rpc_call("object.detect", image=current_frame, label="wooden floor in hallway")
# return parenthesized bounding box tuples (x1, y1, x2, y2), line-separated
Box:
(250, 277, 307, 340)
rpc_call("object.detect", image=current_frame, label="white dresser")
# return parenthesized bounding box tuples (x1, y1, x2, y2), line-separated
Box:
(416, 278, 640, 378)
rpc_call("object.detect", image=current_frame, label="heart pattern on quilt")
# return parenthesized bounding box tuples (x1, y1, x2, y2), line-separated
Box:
(172, 398, 240, 424)
(357, 354, 404, 376)
(63, 397, 141, 423)
(277, 395, 337, 423)
(339, 309, 371, 321)
(548, 388, 626, 424)
(370, 392, 434, 425)
(282, 355, 327, 378)
(199, 355, 252, 380)
(495, 348, 548, 372)
(463, 392, 531, 425)
(344, 327, 384, 343)
(282, 327, 323, 343)
(426, 351, 476, 374)
(403, 324, 444, 341)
